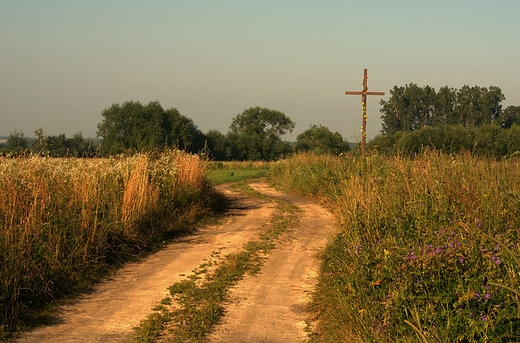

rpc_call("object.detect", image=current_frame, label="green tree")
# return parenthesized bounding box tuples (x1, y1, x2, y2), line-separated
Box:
(205, 129, 233, 160)
(46, 133, 68, 157)
(165, 108, 206, 152)
(7, 130, 28, 153)
(295, 124, 349, 155)
(229, 107, 295, 161)
(96, 100, 205, 155)
(67, 132, 87, 157)
(497, 105, 520, 129)
(380, 84, 505, 134)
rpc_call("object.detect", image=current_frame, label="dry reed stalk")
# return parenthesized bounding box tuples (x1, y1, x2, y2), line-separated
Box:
(121, 155, 158, 232)
(174, 152, 206, 188)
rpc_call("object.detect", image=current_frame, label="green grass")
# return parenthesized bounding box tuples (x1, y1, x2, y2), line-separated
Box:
(206, 169, 270, 185)
(270, 151, 520, 342)
(130, 183, 300, 343)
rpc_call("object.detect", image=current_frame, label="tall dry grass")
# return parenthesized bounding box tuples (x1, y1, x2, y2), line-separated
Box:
(0, 150, 214, 335)
(271, 151, 520, 342)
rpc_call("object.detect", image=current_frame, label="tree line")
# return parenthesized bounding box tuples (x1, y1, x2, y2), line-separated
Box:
(372, 83, 520, 156)
(5, 83, 518, 159)
(1, 101, 350, 160)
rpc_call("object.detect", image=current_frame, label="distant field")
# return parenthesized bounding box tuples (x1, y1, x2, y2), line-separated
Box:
(206, 161, 272, 185)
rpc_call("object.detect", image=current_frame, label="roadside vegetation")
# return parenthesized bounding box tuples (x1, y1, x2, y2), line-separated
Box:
(0, 150, 220, 338)
(270, 151, 520, 342)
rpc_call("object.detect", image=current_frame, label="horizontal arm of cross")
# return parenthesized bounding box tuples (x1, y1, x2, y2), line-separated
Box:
(345, 91, 385, 96)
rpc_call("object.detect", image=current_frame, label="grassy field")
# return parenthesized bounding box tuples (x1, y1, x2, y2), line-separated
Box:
(270, 152, 520, 342)
(206, 161, 272, 185)
(0, 151, 220, 338)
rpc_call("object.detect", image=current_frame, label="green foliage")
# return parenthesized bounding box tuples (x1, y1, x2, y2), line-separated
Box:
(271, 152, 520, 342)
(380, 84, 505, 134)
(295, 124, 350, 155)
(228, 106, 295, 161)
(6, 130, 28, 153)
(369, 124, 520, 157)
(96, 101, 205, 155)
(498, 105, 520, 129)
(205, 129, 234, 161)
(3, 128, 95, 157)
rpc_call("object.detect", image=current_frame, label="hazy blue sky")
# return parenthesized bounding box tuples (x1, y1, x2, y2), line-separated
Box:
(1, 1, 519, 141)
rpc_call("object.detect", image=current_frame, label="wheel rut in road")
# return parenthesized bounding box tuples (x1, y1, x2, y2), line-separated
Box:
(15, 182, 334, 343)
(208, 183, 334, 343)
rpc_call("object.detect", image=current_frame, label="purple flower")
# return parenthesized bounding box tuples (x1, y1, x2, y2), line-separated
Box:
(484, 293, 491, 300)
(481, 315, 488, 322)
(475, 218, 482, 228)
(490, 255, 502, 265)
(406, 251, 417, 261)
(474, 292, 481, 299)
(458, 257, 465, 264)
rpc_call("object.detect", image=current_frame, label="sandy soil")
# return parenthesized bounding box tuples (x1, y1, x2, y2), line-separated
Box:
(14, 182, 334, 343)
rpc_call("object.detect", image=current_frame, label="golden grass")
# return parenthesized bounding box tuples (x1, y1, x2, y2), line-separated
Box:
(0, 150, 212, 334)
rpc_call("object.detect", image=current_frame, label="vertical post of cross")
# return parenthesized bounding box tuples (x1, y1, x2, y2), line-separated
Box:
(345, 69, 385, 154)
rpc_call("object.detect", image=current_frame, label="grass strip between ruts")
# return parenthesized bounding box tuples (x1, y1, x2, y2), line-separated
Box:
(129, 180, 300, 343)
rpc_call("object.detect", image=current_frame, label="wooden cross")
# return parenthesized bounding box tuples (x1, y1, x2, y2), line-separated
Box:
(345, 68, 385, 154)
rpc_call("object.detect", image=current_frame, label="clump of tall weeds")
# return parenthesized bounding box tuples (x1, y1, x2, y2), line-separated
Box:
(271, 151, 520, 342)
(0, 150, 217, 335)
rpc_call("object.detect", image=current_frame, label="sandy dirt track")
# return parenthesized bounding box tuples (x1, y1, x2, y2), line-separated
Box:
(15, 182, 334, 343)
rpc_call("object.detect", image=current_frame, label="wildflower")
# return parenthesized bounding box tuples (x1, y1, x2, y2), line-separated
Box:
(484, 293, 491, 300)
(474, 292, 481, 300)
(481, 315, 488, 322)
(458, 257, 465, 264)
(475, 218, 482, 228)
(406, 251, 417, 261)
(490, 255, 502, 265)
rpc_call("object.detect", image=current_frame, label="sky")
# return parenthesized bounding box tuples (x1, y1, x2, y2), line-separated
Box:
(1, 1, 519, 142)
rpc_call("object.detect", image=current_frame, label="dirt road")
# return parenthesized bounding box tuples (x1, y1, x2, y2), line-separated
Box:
(15, 182, 334, 343)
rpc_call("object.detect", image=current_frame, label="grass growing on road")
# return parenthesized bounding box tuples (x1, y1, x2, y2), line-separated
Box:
(130, 183, 300, 343)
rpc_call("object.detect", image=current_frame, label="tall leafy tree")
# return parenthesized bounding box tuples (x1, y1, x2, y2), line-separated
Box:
(380, 84, 505, 134)
(498, 105, 520, 129)
(229, 107, 295, 161)
(205, 129, 233, 160)
(165, 108, 206, 152)
(295, 124, 350, 155)
(7, 130, 28, 153)
(96, 101, 205, 155)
